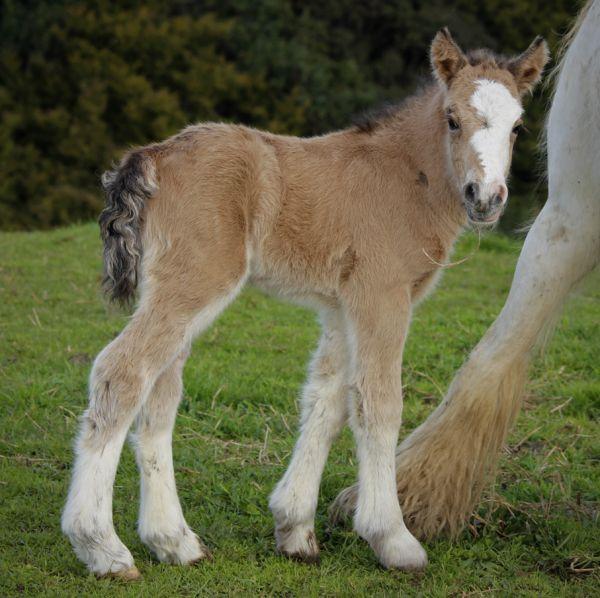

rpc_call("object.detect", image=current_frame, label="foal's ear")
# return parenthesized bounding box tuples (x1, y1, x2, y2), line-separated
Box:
(508, 36, 550, 95)
(430, 28, 467, 87)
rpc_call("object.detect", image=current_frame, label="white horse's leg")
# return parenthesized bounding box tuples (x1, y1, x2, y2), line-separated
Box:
(270, 309, 349, 562)
(132, 346, 210, 565)
(331, 1, 600, 538)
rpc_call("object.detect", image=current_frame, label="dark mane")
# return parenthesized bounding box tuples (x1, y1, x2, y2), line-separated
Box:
(352, 82, 435, 134)
(352, 102, 404, 134)
(466, 48, 511, 69)
(353, 46, 516, 135)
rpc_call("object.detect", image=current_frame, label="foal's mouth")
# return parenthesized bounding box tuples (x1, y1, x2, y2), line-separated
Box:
(465, 206, 503, 227)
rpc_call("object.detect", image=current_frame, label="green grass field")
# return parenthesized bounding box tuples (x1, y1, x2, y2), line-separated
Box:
(1, 223, 598, 596)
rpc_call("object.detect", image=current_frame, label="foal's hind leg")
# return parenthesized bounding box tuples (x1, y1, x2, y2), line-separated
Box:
(61, 328, 154, 579)
(132, 345, 211, 565)
(62, 262, 246, 577)
(269, 309, 349, 562)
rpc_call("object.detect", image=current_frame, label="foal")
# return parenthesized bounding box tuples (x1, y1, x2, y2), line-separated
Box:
(62, 29, 548, 577)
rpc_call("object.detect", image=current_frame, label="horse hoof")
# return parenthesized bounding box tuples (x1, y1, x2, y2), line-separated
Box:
(99, 565, 142, 581)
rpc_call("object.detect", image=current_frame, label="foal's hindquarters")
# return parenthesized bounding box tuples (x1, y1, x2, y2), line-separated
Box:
(62, 129, 252, 577)
(62, 124, 427, 576)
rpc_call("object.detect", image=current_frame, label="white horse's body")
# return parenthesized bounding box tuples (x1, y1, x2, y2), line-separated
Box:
(333, 0, 600, 538)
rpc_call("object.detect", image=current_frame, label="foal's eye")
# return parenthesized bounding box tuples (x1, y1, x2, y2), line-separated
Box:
(447, 116, 460, 132)
(512, 123, 523, 135)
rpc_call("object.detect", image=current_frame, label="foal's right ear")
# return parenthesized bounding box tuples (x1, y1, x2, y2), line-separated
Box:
(430, 28, 468, 87)
(507, 36, 550, 96)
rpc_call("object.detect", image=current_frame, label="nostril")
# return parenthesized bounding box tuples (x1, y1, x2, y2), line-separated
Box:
(495, 184, 508, 203)
(464, 183, 477, 202)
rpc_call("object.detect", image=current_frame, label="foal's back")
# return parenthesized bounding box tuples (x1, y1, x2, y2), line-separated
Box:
(143, 120, 438, 308)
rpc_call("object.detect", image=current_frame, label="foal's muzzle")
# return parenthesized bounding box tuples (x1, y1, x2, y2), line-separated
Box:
(463, 181, 508, 224)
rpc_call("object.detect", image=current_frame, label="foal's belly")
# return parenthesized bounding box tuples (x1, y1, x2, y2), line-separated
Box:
(248, 272, 341, 313)
(247, 245, 345, 314)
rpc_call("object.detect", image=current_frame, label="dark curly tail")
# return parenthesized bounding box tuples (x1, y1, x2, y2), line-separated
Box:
(99, 148, 157, 304)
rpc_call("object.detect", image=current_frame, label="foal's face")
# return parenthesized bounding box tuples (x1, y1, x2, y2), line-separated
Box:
(430, 29, 549, 226)
(445, 76, 522, 224)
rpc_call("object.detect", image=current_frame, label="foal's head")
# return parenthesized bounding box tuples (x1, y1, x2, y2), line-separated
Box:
(431, 29, 549, 225)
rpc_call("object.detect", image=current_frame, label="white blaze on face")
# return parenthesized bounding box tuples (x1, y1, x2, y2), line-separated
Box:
(469, 79, 522, 186)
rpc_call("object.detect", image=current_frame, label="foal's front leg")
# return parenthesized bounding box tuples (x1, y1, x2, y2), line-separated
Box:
(270, 309, 349, 562)
(344, 286, 427, 570)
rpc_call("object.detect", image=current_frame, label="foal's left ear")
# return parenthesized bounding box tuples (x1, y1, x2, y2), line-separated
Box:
(430, 28, 467, 87)
(508, 36, 550, 95)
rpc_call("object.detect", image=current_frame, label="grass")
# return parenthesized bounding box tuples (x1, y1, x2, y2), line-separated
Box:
(0, 223, 598, 597)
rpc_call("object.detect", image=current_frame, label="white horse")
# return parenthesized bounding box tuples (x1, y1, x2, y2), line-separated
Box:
(333, 0, 600, 540)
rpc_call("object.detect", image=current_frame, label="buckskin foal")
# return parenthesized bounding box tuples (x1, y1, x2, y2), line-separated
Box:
(62, 29, 548, 577)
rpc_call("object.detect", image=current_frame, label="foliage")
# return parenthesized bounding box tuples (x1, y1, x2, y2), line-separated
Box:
(1, 224, 598, 594)
(0, 1, 581, 230)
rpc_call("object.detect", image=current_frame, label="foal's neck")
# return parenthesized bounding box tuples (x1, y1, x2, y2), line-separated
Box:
(380, 84, 467, 234)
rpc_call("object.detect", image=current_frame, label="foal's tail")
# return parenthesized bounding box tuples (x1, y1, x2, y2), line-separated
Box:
(99, 148, 158, 304)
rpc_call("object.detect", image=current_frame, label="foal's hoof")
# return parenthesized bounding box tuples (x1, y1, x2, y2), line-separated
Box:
(275, 524, 320, 565)
(99, 565, 142, 582)
(371, 529, 428, 571)
(279, 546, 321, 566)
(141, 528, 211, 566)
(188, 544, 213, 565)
